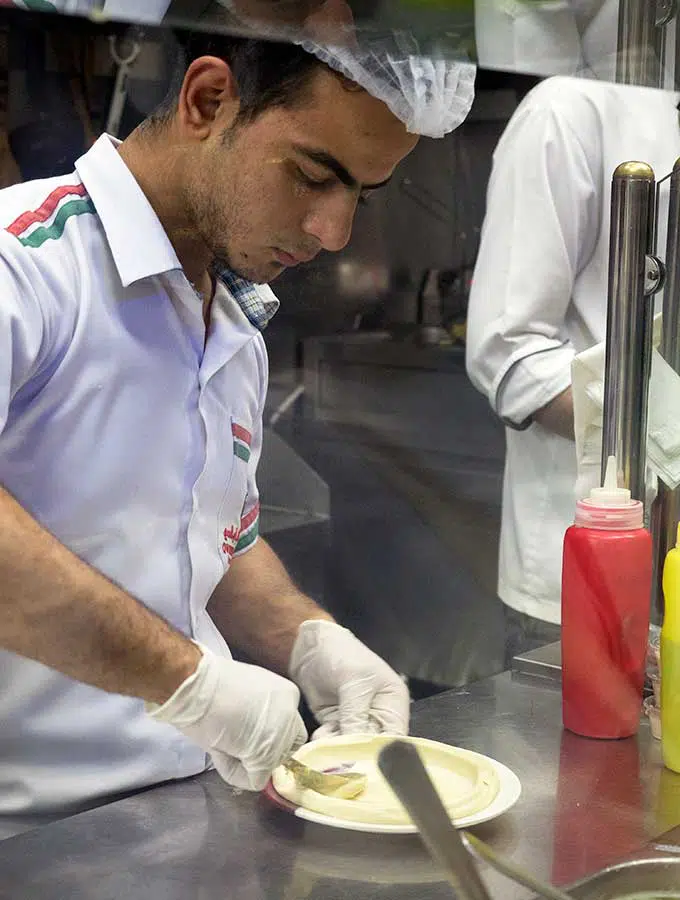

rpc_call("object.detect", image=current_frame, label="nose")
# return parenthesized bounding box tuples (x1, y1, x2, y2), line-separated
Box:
(302, 192, 357, 253)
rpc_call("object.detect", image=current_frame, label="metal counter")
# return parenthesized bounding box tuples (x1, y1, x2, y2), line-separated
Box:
(0, 670, 678, 900)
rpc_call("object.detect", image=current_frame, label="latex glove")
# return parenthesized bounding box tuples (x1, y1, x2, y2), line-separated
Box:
(288, 619, 410, 739)
(147, 644, 307, 791)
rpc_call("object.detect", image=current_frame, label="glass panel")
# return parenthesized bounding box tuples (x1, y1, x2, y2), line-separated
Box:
(2, 1, 680, 89)
(0, 0, 673, 858)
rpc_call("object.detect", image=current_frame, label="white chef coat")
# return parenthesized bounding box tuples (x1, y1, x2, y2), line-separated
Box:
(474, 0, 584, 78)
(0, 134, 277, 831)
(466, 77, 680, 624)
(8, 0, 171, 21)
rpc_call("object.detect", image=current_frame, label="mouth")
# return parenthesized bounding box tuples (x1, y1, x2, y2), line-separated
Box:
(273, 248, 315, 267)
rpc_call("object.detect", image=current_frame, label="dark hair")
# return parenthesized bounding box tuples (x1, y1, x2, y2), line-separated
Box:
(146, 34, 324, 129)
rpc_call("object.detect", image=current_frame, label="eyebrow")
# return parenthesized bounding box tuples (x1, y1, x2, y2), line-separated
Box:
(294, 146, 393, 191)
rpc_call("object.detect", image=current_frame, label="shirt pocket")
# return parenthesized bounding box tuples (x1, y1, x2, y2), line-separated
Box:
(216, 417, 252, 569)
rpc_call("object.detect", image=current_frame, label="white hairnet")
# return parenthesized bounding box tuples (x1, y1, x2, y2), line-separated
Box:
(296, 33, 476, 138)
(214, 0, 476, 137)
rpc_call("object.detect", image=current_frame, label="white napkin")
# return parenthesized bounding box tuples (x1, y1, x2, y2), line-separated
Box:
(648, 350, 680, 488)
(571, 314, 680, 502)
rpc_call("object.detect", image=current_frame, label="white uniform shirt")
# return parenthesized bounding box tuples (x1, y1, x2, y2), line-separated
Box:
(466, 77, 680, 624)
(0, 135, 277, 829)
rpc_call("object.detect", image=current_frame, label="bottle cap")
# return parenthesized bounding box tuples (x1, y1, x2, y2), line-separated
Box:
(575, 456, 644, 530)
(589, 456, 631, 505)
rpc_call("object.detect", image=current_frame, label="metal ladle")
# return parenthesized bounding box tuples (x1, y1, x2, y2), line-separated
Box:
(378, 740, 494, 900)
(378, 740, 573, 900)
(461, 832, 573, 900)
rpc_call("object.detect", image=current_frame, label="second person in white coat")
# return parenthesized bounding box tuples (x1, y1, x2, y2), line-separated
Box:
(466, 76, 680, 658)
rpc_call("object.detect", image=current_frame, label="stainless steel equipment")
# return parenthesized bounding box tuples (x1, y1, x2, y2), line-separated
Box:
(378, 739, 494, 900)
(616, 0, 665, 86)
(569, 857, 680, 900)
(1, 671, 675, 898)
(378, 739, 577, 900)
(601, 162, 658, 508)
(652, 158, 680, 610)
(461, 832, 573, 900)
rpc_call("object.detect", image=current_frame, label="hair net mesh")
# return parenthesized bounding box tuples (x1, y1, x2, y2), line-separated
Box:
(296, 32, 476, 138)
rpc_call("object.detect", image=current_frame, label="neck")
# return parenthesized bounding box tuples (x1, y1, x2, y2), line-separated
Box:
(118, 128, 213, 290)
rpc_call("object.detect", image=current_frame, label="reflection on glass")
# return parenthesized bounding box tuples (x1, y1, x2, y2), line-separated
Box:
(5, 1, 680, 90)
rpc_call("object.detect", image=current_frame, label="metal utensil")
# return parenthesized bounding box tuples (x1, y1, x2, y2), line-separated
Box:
(282, 757, 367, 799)
(377, 739, 493, 900)
(461, 832, 574, 900)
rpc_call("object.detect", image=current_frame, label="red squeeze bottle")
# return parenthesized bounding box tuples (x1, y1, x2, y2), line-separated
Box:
(561, 455, 652, 739)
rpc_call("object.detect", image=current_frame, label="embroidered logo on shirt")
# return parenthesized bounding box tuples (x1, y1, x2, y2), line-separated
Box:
(6, 183, 96, 249)
(232, 422, 252, 463)
(221, 524, 240, 561)
(221, 502, 261, 561)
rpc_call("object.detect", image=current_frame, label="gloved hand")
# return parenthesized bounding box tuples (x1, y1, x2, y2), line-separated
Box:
(288, 619, 410, 739)
(146, 644, 307, 791)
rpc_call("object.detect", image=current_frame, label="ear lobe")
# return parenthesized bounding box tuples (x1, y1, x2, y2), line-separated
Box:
(177, 56, 241, 138)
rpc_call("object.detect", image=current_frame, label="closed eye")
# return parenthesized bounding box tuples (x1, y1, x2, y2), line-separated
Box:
(295, 165, 333, 189)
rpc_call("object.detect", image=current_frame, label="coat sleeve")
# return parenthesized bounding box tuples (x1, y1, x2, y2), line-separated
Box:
(465, 85, 602, 429)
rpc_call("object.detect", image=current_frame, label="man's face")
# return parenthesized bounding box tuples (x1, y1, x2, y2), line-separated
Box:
(183, 65, 418, 284)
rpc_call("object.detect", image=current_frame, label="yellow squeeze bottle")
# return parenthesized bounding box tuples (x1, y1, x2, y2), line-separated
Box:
(662, 524, 680, 772)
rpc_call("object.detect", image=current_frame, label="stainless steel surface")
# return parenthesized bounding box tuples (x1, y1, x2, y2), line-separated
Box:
(461, 832, 573, 900)
(656, 0, 677, 29)
(676, 7, 680, 89)
(602, 163, 657, 507)
(258, 428, 330, 537)
(643, 255, 664, 295)
(283, 756, 367, 799)
(1, 672, 679, 899)
(511, 642, 562, 683)
(570, 857, 680, 899)
(652, 157, 680, 618)
(378, 739, 493, 900)
(617, 0, 664, 86)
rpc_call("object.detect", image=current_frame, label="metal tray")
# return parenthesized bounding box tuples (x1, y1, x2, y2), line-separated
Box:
(569, 857, 680, 900)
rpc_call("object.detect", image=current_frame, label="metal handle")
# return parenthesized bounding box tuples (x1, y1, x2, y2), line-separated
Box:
(617, 0, 664, 86)
(461, 832, 573, 900)
(602, 162, 657, 508)
(651, 156, 680, 618)
(378, 740, 493, 900)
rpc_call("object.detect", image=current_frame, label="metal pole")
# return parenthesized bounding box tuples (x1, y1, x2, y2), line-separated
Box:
(676, 3, 680, 88)
(651, 158, 680, 617)
(601, 162, 656, 507)
(617, 0, 663, 86)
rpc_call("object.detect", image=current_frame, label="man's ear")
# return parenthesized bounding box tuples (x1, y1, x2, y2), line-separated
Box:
(176, 55, 240, 139)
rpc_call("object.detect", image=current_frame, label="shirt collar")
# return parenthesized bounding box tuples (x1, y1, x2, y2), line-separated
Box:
(75, 136, 280, 330)
(75, 135, 181, 288)
(213, 264, 280, 331)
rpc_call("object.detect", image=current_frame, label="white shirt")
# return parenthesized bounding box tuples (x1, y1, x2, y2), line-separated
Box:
(0, 135, 277, 831)
(466, 77, 680, 624)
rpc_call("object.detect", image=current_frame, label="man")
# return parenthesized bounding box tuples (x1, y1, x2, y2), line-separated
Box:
(0, 32, 474, 837)
(466, 76, 680, 660)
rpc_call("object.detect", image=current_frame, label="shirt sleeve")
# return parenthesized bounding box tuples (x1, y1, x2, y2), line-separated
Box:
(465, 84, 602, 429)
(0, 234, 48, 437)
(232, 335, 267, 557)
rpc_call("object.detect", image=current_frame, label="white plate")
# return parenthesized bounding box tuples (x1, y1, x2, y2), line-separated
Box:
(265, 734, 521, 835)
